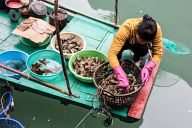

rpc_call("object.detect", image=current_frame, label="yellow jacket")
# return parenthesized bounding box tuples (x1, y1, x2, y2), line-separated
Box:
(108, 18, 163, 68)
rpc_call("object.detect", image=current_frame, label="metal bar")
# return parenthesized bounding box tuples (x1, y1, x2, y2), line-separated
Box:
(54, 0, 72, 96)
(42, 0, 120, 29)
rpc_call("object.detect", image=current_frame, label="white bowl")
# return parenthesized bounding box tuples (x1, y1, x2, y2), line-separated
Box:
(50, 32, 86, 59)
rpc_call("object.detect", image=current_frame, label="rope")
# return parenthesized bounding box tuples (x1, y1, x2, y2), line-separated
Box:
(5, 79, 13, 91)
(90, 91, 113, 127)
(1, 79, 13, 117)
(0, 92, 10, 117)
(27, 73, 30, 79)
(91, 98, 113, 127)
(74, 108, 94, 128)
(75, 91, 113, 127)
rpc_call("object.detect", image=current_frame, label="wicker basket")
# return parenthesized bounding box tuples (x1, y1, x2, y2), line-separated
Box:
(93, 60, 143, 108)
(0, 118, 24, 128)
(0, 86, 13, 117)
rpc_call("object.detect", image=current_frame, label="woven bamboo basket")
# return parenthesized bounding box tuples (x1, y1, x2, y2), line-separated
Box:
(93, 60, 143, 108)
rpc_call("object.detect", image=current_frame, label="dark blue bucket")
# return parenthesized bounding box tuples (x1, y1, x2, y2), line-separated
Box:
(0, 118, 24, 128)
(0, 0, 6, 8)
(0, 86, 13, 117)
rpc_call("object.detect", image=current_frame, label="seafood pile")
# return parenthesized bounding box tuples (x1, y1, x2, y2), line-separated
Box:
(55, 35, 83, 54)
(31, 58, 61, 75)
(98, 74, 141, 95)
(73, 56, 106, 77)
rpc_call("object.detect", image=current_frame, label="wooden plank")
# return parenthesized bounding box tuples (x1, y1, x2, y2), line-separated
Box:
(62, 15, 115, 41)
(0, 34, 47, 54)
(97, 32, 116, 55)
(128, 63, 160, 119)
(0, 39, 3, 45)
(0, 23, 13, 41)
(0, 9, 24, 28)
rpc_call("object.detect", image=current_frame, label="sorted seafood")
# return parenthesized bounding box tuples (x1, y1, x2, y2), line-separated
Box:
(98, 73, 140, 95)
(73, 56, 106, 77)
(31, 58, 61, 75)
(55, 35, 83, 54)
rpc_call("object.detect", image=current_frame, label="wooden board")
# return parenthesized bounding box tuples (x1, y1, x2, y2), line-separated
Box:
(128, 63, 160, 119)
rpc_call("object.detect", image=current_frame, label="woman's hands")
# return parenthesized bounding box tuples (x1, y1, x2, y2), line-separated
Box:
(113, 60, 156, 90)
(141, 61, 156, 84)
(113, 66, 130, 91)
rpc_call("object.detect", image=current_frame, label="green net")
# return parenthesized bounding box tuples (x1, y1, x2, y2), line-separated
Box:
(163, 38, 191, 55)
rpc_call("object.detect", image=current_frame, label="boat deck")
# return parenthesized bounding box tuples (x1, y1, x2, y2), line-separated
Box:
(0, 8, 160, 122)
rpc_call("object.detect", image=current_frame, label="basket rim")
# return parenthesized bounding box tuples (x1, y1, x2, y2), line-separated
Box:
(0, 118, 24, 128)
(0, 91, 13, 117)
(93, 60, 143, 97)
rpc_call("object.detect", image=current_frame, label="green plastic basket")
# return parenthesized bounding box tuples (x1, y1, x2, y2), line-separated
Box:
(68, 49, 108, 83)
(20, 35, 52, 47)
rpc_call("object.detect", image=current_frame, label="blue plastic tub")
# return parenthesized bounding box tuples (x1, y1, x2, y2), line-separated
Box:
(0, 86, 13, 117)
(0, 50, 29, 79)
(0, 118, 24, 128)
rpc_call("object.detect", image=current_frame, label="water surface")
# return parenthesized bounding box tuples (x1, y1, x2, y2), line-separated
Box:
(10, 0, 192, 128)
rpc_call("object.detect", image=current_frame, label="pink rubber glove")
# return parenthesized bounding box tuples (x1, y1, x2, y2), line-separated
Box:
(141, 61, 156, 84)
(113, 66, 130, 90)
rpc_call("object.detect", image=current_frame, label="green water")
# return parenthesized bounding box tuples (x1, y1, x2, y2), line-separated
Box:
(10, 0, 192, 128)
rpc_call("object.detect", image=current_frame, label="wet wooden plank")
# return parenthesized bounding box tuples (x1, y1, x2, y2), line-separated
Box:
(0, 23, 13, 41)
(128, 63, 160, 119)
(0, 34, 47, 55)
(62, 15, 115, 41)
(97, 32, 116, 55)
(0, 39, 3, 45)
(0, 9, 24, 28)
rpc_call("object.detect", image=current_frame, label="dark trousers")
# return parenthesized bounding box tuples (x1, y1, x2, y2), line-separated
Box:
(117, 40, 149, 62)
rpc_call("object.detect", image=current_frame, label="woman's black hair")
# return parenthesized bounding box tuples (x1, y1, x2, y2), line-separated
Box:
(137, 14, 157, 41)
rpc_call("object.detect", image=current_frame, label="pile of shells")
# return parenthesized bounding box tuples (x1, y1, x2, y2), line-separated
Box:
(98, 74, 141, 95)
(73, 56, 106, 77)
(55, 35, 83, 54)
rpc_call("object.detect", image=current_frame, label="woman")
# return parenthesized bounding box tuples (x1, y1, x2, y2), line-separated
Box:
(108, 14, 163, 91)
